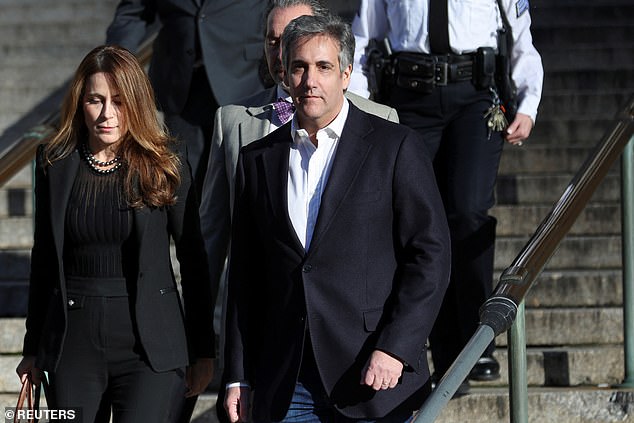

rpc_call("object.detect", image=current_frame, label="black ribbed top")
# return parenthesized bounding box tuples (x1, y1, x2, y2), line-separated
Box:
(63, 159, 134, 281)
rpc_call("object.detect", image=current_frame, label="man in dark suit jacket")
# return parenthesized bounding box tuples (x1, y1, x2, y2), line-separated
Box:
(200, 0, 399, 373)
(106, 0, 266, 195)
(224, 14, 451, 422)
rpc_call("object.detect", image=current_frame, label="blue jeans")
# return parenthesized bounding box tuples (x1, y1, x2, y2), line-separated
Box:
(265, 381, 414, 423)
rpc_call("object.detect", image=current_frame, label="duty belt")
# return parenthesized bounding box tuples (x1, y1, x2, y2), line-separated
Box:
(392, 53, 474, 92)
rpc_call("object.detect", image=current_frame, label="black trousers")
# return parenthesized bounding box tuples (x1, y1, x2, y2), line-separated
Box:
(163, 68, 219, 423)
(48, 290, 184, 423)
(386, 81, 503, 376)
(164, 66, 219, 200)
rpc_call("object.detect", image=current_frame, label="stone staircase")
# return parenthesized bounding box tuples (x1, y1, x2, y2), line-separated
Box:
(1, 0, 634, 421)
(445, 0, 634, 420)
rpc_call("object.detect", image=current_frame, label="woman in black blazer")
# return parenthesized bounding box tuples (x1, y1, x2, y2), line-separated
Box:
(16, 45, 215, 422)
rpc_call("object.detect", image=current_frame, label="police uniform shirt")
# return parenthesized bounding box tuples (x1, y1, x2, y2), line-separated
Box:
(349, 0, 543, 122)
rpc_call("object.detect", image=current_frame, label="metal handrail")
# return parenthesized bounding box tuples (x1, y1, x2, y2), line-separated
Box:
(415, 95, 634, 422)
(0, 35, 156, 188)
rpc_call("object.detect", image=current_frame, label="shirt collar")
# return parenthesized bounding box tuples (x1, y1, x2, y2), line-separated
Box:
(276, 84, 292, 103)
(291, 97, 349, 147)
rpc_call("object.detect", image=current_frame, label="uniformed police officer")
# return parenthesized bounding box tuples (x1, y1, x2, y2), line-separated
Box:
(349, 0, 543, 392)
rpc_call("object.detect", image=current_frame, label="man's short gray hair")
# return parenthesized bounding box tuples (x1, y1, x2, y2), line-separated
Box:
(263, 0, 330, 37)
(265, 0, 329, 22)
(281, 13, 355, 75)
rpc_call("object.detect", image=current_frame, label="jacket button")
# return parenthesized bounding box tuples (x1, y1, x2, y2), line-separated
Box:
(302, 264, 312, 273)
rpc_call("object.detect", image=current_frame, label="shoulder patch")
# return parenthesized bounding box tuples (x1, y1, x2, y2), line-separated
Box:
(516, 0, 529, 17)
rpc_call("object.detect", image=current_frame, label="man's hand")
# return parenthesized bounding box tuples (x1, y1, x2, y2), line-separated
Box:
(185, 358, 214, 397)
(361, 350, 404, 391)
(225, 385, 251, 423)
(504, 113, 533, 145)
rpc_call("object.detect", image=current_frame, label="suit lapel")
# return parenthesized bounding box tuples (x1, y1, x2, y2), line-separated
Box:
(260, 124, 305, 254)
(49, 150, 80, 257)
(243, 88, 277, 135)
(239, 109, 271, 149)
(309, 105, 374, 252)
(240, 88, 277, 148)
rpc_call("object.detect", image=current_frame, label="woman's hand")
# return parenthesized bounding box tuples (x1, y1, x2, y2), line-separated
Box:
(185, 358, 214, 397)
(16, 356, 42, 385)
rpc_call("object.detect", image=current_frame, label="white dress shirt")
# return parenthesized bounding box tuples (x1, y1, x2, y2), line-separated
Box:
(288, 99, 350, 250)
(349, 0, 543, 122)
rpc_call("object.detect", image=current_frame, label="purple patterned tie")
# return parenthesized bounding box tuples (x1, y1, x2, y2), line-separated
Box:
(273, 97, 295, 125)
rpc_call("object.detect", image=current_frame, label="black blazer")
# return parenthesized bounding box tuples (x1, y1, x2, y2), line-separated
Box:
(105, 0, 266, 111)
(23, 144, 215, 373)
(225, 104, 451, 420)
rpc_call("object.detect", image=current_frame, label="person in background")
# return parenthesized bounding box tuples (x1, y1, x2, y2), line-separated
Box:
(200, 0, 399, 378)
(224, 14, 450, 423)
(106, 0, 267, 197)
(15, 45, 215, 423)
(350, 0, 543, 392)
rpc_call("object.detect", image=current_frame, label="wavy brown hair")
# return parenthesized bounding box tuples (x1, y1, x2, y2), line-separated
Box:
(45, 45, 180, 208)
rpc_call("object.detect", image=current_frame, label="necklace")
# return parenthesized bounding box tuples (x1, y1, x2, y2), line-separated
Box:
(81, 143, 122, 175)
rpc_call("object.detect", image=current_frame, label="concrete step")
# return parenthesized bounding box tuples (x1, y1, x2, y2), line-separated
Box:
(0, 318, 24, 355)
(5, 388, 625, 423)
(538, 91, 632, 119)
(0, 167, 31, 190)
(532, 26, 634, 48)
(463, 345, 624, 387)
(0, 1, 118, 25)
(0, 355, 22, 394)
(0, 24, 110, 50)
(495, 235, 621, 270)
(540, 47, 634, 71)
(0, 269, 621, 320)
(1, 331, 623, 390)
(436, 387, 634, 423)
(0, 0, 116, 6)
(529, 118, 617, 147)
(0, 218, 32, 250)
(0, 231, 623, 276)
(0, 81, 74, 115)
(0, 282, 28, 318)
(493, 203, 620, 237)
(188, 389, 634, 423)
(498, 145, 609, 174)
(1, 45, 102, 66)
(0, 304, 623, 358)
(523, 270, 622, 308)
(0, 63, 78, 91)
(495, 173, 619, 206)
(0, 250, 30, 281)
(531, 5, 634, 27)
(0, 195, 619, 237)
(0, 0, 116, 138)
(493, 307, 622, 347)
(532, 0, 634, 7)
(0, 189, 31, 219)
(542, 69, 634, 93)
